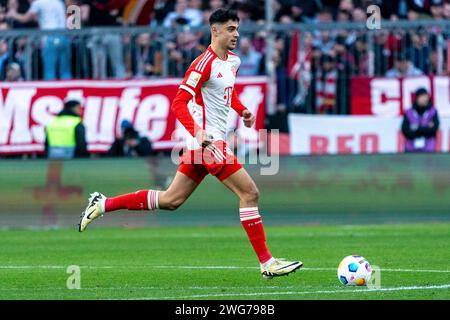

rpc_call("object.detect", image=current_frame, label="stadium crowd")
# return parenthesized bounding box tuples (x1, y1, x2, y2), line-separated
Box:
(0, 0, 449, 116)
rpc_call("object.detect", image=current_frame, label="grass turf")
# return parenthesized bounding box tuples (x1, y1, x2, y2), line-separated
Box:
(0, 223, 449, 300)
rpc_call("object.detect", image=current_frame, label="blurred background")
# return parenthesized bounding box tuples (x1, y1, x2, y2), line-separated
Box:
(0, 0, 449, 228)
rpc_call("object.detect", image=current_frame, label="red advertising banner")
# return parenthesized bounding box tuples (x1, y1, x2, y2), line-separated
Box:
(0, 77, 267, 155)
(351, 75, 450, 117)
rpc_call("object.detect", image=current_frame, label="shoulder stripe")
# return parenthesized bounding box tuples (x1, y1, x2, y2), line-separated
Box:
(190, 51, 207, 70)
(199, 54, 214, 72)
(196, 51, 211, 72)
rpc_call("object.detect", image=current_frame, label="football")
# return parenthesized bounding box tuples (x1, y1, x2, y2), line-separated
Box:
(337, 255, 372, 286)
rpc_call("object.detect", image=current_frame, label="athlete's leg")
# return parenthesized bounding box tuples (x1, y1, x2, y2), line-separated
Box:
(219, 167, 303, 278)
(158, 171, 200, 210)
(79, 168, 204, 232)
(105, 171, 200, 212)
(220, 168, 272, 264)
(220, 167, 259, 207)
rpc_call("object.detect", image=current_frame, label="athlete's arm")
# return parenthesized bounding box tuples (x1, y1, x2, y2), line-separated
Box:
(171, 89, 213, 147)
(171, 89, 202, 137)
(231, 89, 255, 128)
(231, 89, 247, 116)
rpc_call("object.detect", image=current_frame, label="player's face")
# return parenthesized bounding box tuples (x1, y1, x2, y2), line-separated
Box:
(216, 20, 239, 51)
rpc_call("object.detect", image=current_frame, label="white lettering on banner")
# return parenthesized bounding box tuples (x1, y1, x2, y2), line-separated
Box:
(116, 88, 141, 136)
(84, 96, 103, 143)
(0, 88, 36, 144)
(402, 76, 431, 112)
(134, 94, 169, 141)
(370, 78, 400, 116)
(100, 97, 119, 144)
(289, 115, 450, 155)
(31, 96, 64, 143)
(363, 76, 449, 116)
(433, 77, 450, 117)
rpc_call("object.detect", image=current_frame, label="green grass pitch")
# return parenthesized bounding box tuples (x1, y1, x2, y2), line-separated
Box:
(0, 223, 449, 300)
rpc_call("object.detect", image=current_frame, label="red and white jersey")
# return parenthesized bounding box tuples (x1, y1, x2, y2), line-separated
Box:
(179, 46, 241, 149)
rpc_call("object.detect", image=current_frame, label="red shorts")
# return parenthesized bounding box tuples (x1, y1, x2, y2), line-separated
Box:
(178, 141, 243, 184)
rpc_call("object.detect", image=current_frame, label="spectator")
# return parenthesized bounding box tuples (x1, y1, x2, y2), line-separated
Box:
(80, 0, 126, 79)
(167, 30, 203, 76)
(336, 9, 351, 23)
(407, 31, 430, 74)
(313, 7, 336, 54)
(152, 0, 175, 26)
(385, 53, 424, 77)
(352, 7, 367, 22)
(209, 0, 225, 12)
(163, 0, 203, 28)
(235, 3, 252, 24)
(6, 0, 38, 29)
(373, 30, 392, 76)
(333, 35, 353, 114)
(108, 121, 153, 157)
(380, 0, 409, 20)
(351, 35, 369, 75)
(407, 0, 432, 17)
(315, 54, 337, 114)
(12, 36, 28, 77)
(234, 37, 262, 76)
(407, 9, 420, 20)
(290, 32, 314, 111)
(338, 0, 354, 12)
(291, 0, 323, 22)
(7, 0, 72, 80)
(401, 88, 439, 153)
(0, 39, 9, 80)
(5, 61, 23, 81)
(0, 2, 6, 26)
(131, 33, 162, 78)
(45, 100, 89, 159)
(430, 0, 445, 19)
(444, 1, 450, 19)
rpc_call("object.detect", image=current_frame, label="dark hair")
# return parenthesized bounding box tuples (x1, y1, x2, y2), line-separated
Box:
(415, 87, 429, 98)
(209, 8, 239, 25)
(124, 127, 139, 140)
(321, 54, 335, 64)
(64, 100, 81, 110)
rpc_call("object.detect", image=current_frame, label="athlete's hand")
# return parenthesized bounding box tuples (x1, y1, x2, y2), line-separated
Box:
(242, 109, 255, 128)
(195, 129, 214, 148)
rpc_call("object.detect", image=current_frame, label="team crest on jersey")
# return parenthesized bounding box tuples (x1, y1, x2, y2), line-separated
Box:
(186, 71, 201, 87)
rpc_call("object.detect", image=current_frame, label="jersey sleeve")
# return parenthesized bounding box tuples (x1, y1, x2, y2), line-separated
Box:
(231, 88, 247, 116)
(171, 88, 202, 137)
(179, 51, 213, 97)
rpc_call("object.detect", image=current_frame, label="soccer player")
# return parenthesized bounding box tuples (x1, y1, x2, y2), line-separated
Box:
(79, 8, 303, 279)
